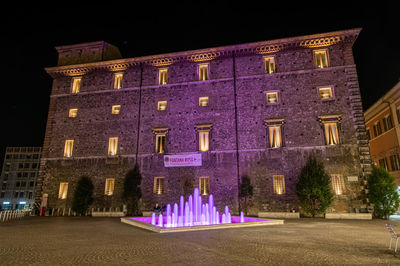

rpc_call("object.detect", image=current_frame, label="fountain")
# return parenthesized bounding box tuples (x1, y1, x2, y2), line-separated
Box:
(121, 188, 283, 233)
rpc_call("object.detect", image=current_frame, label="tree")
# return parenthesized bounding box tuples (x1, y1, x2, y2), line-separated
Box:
(296, 155, 333, 217)
(367, 165, 400, 219)
(239, 175, 253, 216)
(72, 176, 94, 215)
(123, 163, 142, 216)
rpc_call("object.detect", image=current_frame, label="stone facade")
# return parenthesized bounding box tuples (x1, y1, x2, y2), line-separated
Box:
(37, 29, 371, 215)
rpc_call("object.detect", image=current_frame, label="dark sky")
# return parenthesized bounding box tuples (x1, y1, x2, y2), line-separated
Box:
(0, 3, 399, 167)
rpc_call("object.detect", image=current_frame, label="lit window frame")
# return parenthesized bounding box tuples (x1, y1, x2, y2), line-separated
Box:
(108, 137, 118, 156)
(264, 56, 276, 74)
(71, 77, 82, 94)
(195, 123, 212, 152)
(199, 176, 210, 195)
(265, 91, 279, 105)
(318, 86, 334, 100)
(313, 49, 329, 69)
(64, 140, 74, 158)
(198, 63, 209, 81)
(199, 97, 209, 107)
(157, 101, 167, 111)
(153, 177, 165, 194)
(265, 118, 285, 148)
(111, 105, 121, 114)
(58, 182, 69, 199)
(104, 178, 115, 196)
(113, 72, 123, 89)
(273, 175, 285, 195)
(69, 108, 78, 118)
(152, 127, 168, 154)
(319, 114, 341, 146)
(331, 174, 346, 195)
(158, 68, 168, 85)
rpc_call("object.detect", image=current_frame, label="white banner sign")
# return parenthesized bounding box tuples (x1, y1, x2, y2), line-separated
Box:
(164, 154, 202, 167)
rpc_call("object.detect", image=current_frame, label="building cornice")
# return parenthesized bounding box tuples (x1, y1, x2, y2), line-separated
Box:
(364, 81, 400, 122)
(45, 28, 361, 78)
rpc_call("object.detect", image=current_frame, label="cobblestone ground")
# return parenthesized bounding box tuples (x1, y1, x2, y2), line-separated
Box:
(1, 217, 399, 265)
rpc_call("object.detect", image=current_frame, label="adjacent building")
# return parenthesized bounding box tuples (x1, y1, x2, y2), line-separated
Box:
(0, 147, 42, 210)
(364, 81, 400, 185)
(37, 28, 371, 215)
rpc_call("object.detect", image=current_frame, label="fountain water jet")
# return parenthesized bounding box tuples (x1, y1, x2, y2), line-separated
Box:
(122, 187, 284, 233)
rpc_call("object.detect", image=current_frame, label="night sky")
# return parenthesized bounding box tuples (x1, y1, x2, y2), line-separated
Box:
(0, 3, 399, 167)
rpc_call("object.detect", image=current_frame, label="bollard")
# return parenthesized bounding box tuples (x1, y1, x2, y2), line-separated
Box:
(63, 208, 65, 216)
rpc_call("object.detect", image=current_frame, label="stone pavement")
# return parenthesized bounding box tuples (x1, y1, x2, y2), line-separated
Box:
(0, 217, 399, 265)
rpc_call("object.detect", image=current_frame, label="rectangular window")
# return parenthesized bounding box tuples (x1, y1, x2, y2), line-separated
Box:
(331, 174, 346, 195)
(264, 56, 275, 74)
(64, 140, 74, 158)
(319, 87, 333, 100)
(58, 182, 68, 199)
(269, 126, 282, 148)
(199, 97, 209, 107)
(366, 128, 371, 140)
(159, 68, 168, 85)
(69, 108, 78, 118)
(104, 178, 115, 196)
(72, 77, 81, 93)
(379, 158, 389, 170)
(273, 175, 285, 195)
(383, 115, 394, 131)
(108, 137, 118, 156)
(373, 121, 382, 137)
(199, 176, 210, 195)
(199, 131, 209, 151)
(157, 101, 167, 111)
(199, 64, 209, 81)
(111, 105, 121, 114)
(114, 73, 123, 89)
(324, 123, 339, 145)
(397, 108, 400, 124)
(153, 177, 164, 194)
(266, 92, 278, 104)
(155, 134, 166, 153)
(390, 154, 400, 171)
(314, 49, 328, 68)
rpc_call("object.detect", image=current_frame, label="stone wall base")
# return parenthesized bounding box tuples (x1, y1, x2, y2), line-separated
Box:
(325, 213, 372, 220)
(92, 211, 125, 217)
(258, 212, 300, 219)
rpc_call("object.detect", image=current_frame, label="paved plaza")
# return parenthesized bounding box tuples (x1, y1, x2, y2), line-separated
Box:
(1, 217, 399, 265)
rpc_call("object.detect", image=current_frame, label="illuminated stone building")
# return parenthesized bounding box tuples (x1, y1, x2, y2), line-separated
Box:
(37, 29, 371, 215)
(364, 81, 400, 185)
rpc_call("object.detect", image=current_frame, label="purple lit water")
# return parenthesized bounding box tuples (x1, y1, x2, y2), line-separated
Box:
(131, 188, 269, 228)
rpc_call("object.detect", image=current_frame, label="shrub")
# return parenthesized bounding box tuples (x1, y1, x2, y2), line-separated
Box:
(72, 176, 94, 215)
(296, 155, 333, 217)
(123, 163, 142, 216)
(367, 165, 400, 219)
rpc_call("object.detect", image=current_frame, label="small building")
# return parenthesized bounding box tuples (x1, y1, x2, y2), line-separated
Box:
(0, 147, 42, 210)
(37, 29, 371, 215)
(364, 81, 400, 185)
